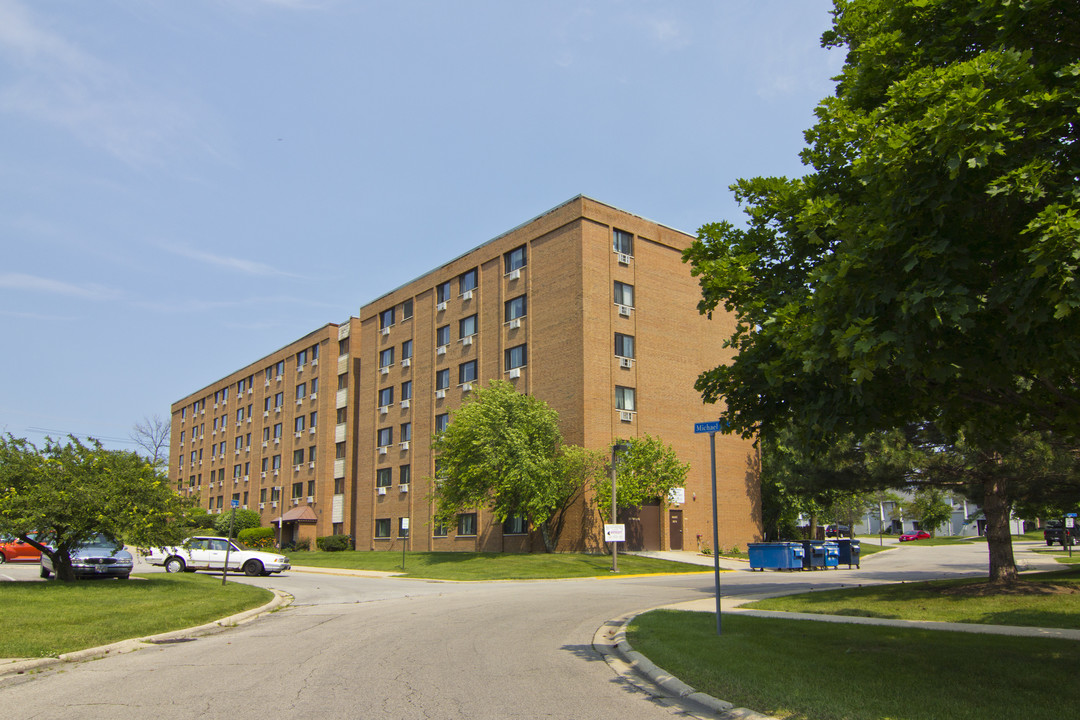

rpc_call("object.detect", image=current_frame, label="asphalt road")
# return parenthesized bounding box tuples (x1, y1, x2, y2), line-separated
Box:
(0, 541, 1043, 720)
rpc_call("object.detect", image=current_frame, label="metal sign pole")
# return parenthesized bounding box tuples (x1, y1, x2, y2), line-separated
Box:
(709, 428, 721, 636)
(611, 444, 618, 574)
(222, 505, 236, 586)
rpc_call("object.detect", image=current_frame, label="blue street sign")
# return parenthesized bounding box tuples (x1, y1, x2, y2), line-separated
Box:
(1067, 513, 1078, 518)
(694, 420, 723, 434)
(231, 499, 240, 508)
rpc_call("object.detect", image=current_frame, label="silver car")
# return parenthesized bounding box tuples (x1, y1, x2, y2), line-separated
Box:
(40, 534, 133, 580)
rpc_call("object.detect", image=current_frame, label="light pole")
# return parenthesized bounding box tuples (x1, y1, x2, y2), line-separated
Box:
(610, 442, 627, 573)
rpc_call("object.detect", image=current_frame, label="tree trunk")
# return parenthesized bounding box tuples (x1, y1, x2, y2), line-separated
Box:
(982, 476, 1018, 584)
(540, 522, 556, 553)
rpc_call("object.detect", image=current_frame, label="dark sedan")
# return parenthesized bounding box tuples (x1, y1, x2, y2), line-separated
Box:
(40, 534, 133, 580)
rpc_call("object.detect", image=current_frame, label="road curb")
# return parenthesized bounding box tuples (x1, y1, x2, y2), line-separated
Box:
(593, 611, 777, 720)
(0, 588, 292, 679)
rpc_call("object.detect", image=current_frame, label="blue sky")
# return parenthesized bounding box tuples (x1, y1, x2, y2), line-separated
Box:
(0, 0, 842, 452)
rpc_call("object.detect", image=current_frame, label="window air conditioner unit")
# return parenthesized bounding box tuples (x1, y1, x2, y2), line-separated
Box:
(380, 366, 390, 375)
(247, 417, 252, 423)
(212, 429, 217, 436)
(509, 368, 521, 379)
(308, 461, 315, 468)
(378, 446, 388, 455)
(400, 441, 410, 451)
(214, 403, 218, 410)
(296, 399, 303, 405)
(377, 487, 387, 496)
(309, 428, 316, 434)
(380, 405, 389, 415)
(436, 389, 446, 399)
(620, 411, 634, 422)
(262, 441, 268, 448)
(265, 380, 271, 387)
(234, 449, 239, 456)
(618, 304, 632, 317)
(400, 484, 409, 493)
(294, 464, 302, 472)
(619, 357, 633, 369)
(276, 374, 283, 382)
(235, 421, 241, 428)
(201, 409, 205, 415)
(401, 358, 411, 368)
(297, 365, 303, 372)
(248, 388, 253, 395)
(244, 475, 249, 482)
(509, 318, 521, 329)
(311, 358, 318, 366)
(261, 471, 267, 478)
(275, 407, 281, 413)
(242, 505, 248, 510)
(437, 345, 447, 355)
(263, 411, 269, 418)
(462, 336, 473, 346)
(436, 301, 447, 312)
(618, 252, 631, 265)
(274, 438, 280, 445)
(400, 399, 410, 409)
(310, 392, 317, 400)
(272, 501, 278, 508)
(295, 431, 302, 438)
(292, 498, 299, 505)
(273, 469, 279, 476)
(508, 269, 520, 280)
(259, 502, 265, 509)
(462, 383, 472, 392)
(462, 289, 473, 300)
(307, 496, 314, 503)
(381, 327, 390, 336)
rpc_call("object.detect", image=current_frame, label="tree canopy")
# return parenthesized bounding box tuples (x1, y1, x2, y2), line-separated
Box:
(431, 380, 595, 551)
(0, 435, 192, 581)
(683, 0, 1080, 444)
(592, 435, 689, 521)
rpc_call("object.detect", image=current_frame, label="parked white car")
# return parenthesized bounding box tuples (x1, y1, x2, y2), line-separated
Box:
(144, 536, 290, 576)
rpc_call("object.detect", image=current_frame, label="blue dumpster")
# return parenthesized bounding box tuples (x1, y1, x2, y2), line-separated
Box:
(823, 541, 840, 569)
(801, 541, 828, 569)
(748, 542, 805, 571)
(836, 538, 861, 568)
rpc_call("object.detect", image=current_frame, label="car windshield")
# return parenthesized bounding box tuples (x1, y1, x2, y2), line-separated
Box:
(82, 534, 124, 550)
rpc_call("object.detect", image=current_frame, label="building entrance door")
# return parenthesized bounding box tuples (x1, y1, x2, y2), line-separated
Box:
(668, 510, 683, 551)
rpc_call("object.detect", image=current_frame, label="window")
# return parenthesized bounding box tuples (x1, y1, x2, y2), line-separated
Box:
(379, 387, 394, 408)
(505, 345, 527, 371)
(294, 416, 305, 433)
(459, 314, 477, 339)
(234, 436, 243, 451)
(399, 465, 411, 485)
(376, 468, 392, 487)
(339, 337, 350, 355)
(311, 345, 319, 361)
(334, 478, 345, 494)
(274, 392, 284, 408)
(310, 378, 319, 395)
(616, 386, 636, 411)
(398, 518, 410, 539)
(306, 480, 315, 497)
(436, 281, 451, 304)
(614, 281, 634, 307)
(337, 374, 348, 390)
(290, 481, 302, 498)
(274, 360, 284, 377)
(336, 442, 346, 459)
(401, 380, 412, 401)
(272, 455, 281, 470)
(505, 295, 527, 322)
(504, 516, 528, 535)
(435, 413, 449, 433)
(264, 397, 271, 413)
(336, 407, 348, 424)
(296, 349, 308, 367)
(309, 445, 316, 462)
(274, 423, 282, 438)
(402, 299, 413, 320)
(309, 411, 317, 428)
(379, 347, 394, 368)
(504, 245, 527, 273)
(233, 464, 242, 479)
(436, 369, 450, 391)
(380, 307, 395, 330)
(459, 268, 478, 295)
(400, 422, 411, 442)
(459, 360, 477, 385)
(401, 339, 413, 360)
(180, 431, 185, 443)
(615, 333, 635, 359)
(378, 427, 393, 447)
(261, 457, 268, 472)
(433, 521, 447, 537)
(260, 488, 267, 503)
(613, 228, 634, 255)
(457, 513, 477, 536)
(436, 325, 450, 348)
(375, 519, 391, 538)
(262, 427, 270, 442)
(295, 382, 306, 400)
(293, 449, 304, 466)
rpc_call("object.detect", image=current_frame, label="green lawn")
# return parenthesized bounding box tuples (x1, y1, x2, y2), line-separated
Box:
(627, 610, 1080, 720)
(286, 550, 710, 580)
(0, 574, 272, 658)
(744, 568, 1080, 628)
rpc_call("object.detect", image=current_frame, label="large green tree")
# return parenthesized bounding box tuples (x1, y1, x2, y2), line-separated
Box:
(0, 435, 192, 581)
(592, 435, 689, 529)
(431, 380, 598, 551)
(683, 0, 1079, 583)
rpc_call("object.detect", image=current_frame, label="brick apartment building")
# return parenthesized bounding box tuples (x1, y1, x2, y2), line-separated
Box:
(169, 196, 761, 553)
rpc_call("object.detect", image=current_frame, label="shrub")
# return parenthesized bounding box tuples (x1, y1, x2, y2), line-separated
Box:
(316, 534, 354, 552)
(284, 538, 310, 552)
(213, 508, 262, 537)
(238, 527, 275, 549)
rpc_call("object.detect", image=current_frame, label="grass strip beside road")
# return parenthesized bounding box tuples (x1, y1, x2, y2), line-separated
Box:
(0, 574, 272, 659)
(744, 568, 1080, 629)
(286, 550, 710, 579)
(628, 610, 1080, 720)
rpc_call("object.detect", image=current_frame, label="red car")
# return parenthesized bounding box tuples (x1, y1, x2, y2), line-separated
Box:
(898, 530, 931, 542)
(0, 534, 42, 563)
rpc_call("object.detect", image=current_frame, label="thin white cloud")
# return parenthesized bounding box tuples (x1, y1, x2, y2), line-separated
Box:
(0, 272, 121, 300)
(138, 294, 337, 315)
(0, 0, 207, 166)
(159, 243, 301, 278)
